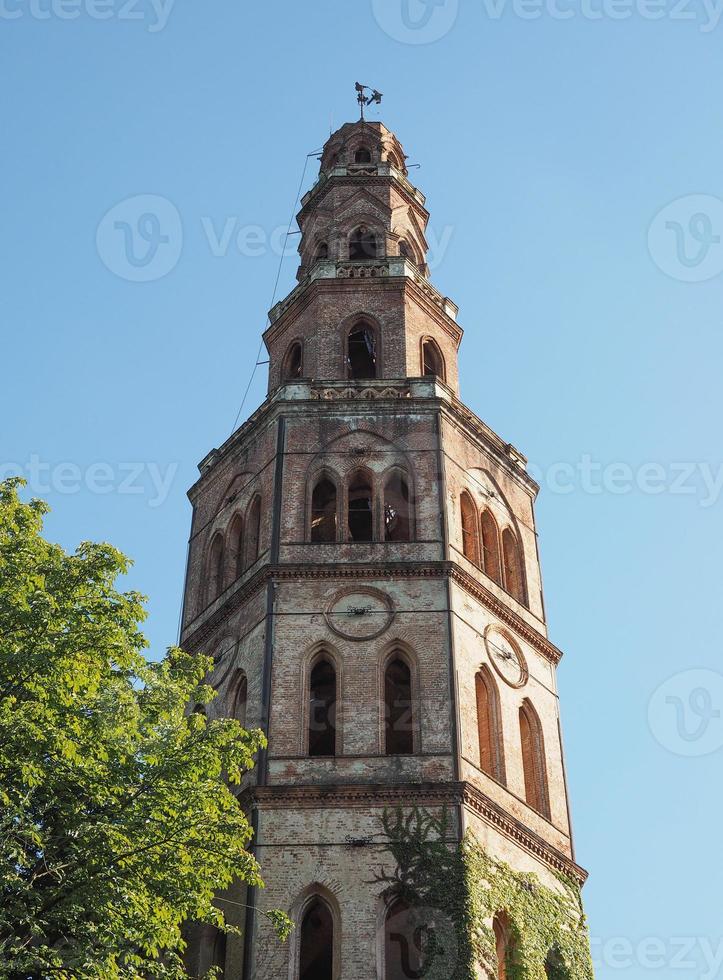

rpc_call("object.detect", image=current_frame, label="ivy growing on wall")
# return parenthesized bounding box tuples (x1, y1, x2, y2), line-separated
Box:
(376, 807, 594, 980)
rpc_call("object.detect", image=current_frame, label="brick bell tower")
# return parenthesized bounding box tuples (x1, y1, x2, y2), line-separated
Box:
(180, 113, 593, 979)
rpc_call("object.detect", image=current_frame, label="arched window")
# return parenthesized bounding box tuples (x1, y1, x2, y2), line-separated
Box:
(475, 667, 505, 784)
(388, 152, 401, 169)
(229, 669, 247, 727)
(207, 533, 224, 602)
(493, 915, 512, 980)
(422, 339, 445, 380)
(519, 700, 550, 819)
(299, 897, 334, 980)
(347, 322, 377, 379)
(481, 509, 502, 586)
(502, 527, 525, 605)
(245, 495, 261, 569)
(398, 239, 411, 258)
(384, 895, 423, 979)
(384, 471, 410, 542)
(348, 471, 374, 542)
(227, 514, 244, 581)
(211, 929, 226, 977)
(349, 225, 377, 260)
(315, 240, 329, 260)
(311, 477, 337, 543)
(385, 657, 414, 755)
(308, 658, 336, 757)
(282, 341, 303, 380)
(460, 491, 479, 564)
(354, 146, 372, 164)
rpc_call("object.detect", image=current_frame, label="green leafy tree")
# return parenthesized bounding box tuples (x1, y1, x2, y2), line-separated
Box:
(0, 478, 290, 979)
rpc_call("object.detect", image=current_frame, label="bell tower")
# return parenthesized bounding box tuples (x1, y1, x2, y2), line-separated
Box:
(180, 114, 594, 979)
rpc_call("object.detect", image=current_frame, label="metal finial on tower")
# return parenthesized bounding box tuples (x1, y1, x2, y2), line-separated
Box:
(355, 82, 383, 121)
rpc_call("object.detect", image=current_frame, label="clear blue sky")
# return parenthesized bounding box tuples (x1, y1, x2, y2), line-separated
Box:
(3, 2, 723, 976)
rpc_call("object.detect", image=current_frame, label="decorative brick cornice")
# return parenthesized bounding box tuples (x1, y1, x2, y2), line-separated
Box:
(448, 564, 562, 665)
(461, 782, 587, 885)
(310, 383, 411, 401)
(243, 780, 587, 886)
(181, 559, 564, 667)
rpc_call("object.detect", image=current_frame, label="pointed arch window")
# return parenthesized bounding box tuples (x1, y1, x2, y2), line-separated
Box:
(354, 146, 372, 164)
(385, 657, 414, 755)
(384, 895, 423, 979)
(227, 514, 244, 581)
(229, 669, 247, 727)
(460, 491, 479, 564)
(475, 667, 505, 784)
(211, 928, 226, 977)
(519, 700, 550, 819)
(299, 897, 334, 980)
(308, 658, 336, 757)
(347, 322, 377, 379)
(207, 533, 225, 602)
(245, 495, 261, 569)
(384, 470, 410, 542)
(398, 239, 411, 258)
(311, 477, 337, 543)
(282, 341, 303, 381)
(348, 471, 373, 542)
(349, 225, 377, 260)
(315, 240, 329, 260)
(494, 915, 514, 980)
(481, 509, 502, 586)
(422, 338, 445, 381)
(502, 527, 525, 605)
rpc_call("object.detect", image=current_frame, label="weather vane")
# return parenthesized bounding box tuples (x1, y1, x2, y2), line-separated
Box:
(355, 82, 383, 121)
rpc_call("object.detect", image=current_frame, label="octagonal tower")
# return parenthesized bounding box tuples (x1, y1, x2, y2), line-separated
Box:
(181, 119, 593, 980)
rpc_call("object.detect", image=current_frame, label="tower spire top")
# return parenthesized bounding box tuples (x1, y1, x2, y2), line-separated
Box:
(355, 81, 383, 120)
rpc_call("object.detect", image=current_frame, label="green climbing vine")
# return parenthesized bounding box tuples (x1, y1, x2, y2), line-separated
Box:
(376, 806, 595, 980)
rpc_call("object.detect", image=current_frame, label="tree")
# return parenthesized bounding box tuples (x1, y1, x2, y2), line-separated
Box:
(0, 479, 290, 978)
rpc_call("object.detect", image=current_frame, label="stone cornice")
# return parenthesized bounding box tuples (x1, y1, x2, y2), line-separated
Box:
(181, 559, 563, 667)
(461, 782, 587, 885)
(243, 781, 587, 886)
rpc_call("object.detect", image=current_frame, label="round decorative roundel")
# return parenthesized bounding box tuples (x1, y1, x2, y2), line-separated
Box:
(485, 626, 528, 688)
(324, 587, 395, 642)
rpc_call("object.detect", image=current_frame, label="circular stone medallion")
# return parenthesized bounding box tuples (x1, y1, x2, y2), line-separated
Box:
(324, 587, 395, 642)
